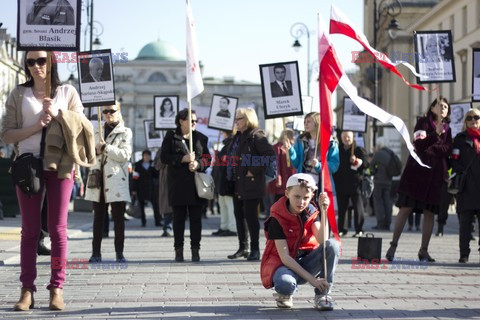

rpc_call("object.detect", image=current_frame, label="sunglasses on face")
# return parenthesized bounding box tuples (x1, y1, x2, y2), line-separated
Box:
(102, 109, 117, 115)
(466, 115, 480, 121)
(26, 57, 47, 67)
(235, 117, 244, 122)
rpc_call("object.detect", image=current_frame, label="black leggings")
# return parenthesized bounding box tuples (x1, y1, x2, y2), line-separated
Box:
(233, 197, 260, 251)
(172, 205, 203, 249)
(92, 193, 126, 255)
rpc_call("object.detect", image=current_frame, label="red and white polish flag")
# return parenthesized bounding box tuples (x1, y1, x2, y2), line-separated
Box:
(186, 0, 204, 101)
(329, 5, 428, 91)
(317, 10, 428, 171)
(317, 14, 343, 242)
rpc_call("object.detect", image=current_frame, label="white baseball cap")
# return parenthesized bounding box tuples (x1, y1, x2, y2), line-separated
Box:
(286, 173, 317, 190)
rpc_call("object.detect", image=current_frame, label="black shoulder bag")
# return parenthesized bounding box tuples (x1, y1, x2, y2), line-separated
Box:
(448, 152, 476, 195)
(11, 127, 46, 197)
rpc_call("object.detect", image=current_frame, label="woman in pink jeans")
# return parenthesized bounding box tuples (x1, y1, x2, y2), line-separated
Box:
(1, 51, 94, 311)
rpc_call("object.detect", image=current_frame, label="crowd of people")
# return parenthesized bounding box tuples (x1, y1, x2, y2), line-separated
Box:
(1, 51, 479, 313)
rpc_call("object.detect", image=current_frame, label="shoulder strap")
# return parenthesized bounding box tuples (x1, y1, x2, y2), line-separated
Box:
(39, 127, 47, 159)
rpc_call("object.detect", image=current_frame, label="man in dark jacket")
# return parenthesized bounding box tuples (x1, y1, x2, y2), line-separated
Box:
(370, 137, 396, 231)
(132, 150, 160, 227)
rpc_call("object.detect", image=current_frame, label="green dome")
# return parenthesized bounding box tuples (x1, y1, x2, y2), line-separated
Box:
(136, 40, 182, 61)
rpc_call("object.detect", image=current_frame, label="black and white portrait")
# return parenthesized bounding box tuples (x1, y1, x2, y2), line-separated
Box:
(154, 95, 179, 130)
(450, 103, 471, 138)
(259, 61, 303, 119)
(81, 57, 111, 83)
(77, 49, 115, 107)
(26, 0, 75, 25)
(472, 49, 480, 102)
(144, 120, 163, 148)
(342, 97, 367, 132)
(207, 94, 238, 131)
(414, 30, 456, 83)
(17, 0, 81, 51)
(270, 64, 293, 98)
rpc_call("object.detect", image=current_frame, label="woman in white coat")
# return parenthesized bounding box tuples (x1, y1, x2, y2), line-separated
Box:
(84, 103, 132, 263)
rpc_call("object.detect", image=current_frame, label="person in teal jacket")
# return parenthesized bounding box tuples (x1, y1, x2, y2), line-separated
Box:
(285, 112, 339, 195)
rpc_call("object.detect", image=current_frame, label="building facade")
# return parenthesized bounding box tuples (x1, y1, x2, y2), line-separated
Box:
(0, 28, 26, 152)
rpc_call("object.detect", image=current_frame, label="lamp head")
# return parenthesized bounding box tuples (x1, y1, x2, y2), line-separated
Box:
(387, 18, 400, 39)
(292, 39, 302, 52)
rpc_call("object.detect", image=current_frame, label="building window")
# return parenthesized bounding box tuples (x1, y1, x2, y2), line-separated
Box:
(463, 6, 467, 36)
(461, 53, 468, 99)
(147, 72, 167, 83)
(450, 14, 455, 40)
(478, 0, 480, 27)
(450, 82, 455, 102)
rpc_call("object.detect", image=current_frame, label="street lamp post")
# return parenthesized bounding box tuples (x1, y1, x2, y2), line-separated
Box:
(84, 0, 103, 51)
(372, 0, 402, 147)
(290, 22, 311, 96)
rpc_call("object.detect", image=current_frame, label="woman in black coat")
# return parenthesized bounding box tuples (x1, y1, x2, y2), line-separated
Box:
(451, 108, 480, 263)
(226, 108, 275, 261)
(386, 97, 452, 262)
(333, 130, 369, 237)
(160, 109, 210, 262)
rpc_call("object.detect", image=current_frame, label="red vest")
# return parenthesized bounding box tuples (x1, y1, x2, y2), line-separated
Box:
(260, 196, 319, 289)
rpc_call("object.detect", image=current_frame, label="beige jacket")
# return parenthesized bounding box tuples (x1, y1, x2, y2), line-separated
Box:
(84, 122, 132, 203)
(44, 109, 96, 179)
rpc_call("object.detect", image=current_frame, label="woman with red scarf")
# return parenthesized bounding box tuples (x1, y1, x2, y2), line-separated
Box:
(451, 108, 480, 263)
(386, 97, 452, 262)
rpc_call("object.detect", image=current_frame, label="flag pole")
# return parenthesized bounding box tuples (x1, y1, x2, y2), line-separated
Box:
(320, 166, 329, 302)
(281, 117, 291, 167)
(188, 101, 193, 153)
(45, 52, 52, 98)
(97, 106, 102, 141)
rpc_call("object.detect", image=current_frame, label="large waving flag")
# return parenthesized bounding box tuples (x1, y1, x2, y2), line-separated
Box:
(186, 0, 204, 100)
(318, 9, 428, 169)
(329, 5, 428, 91)
(317, 14, 342, 242)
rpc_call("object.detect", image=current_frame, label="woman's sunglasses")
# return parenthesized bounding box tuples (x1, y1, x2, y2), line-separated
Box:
(102, 109, 117, 115)
(465, 115, 480, 121)
(26, 57, 47, 67)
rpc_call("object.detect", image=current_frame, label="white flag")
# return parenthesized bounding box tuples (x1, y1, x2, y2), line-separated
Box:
(186, 0, 204, 100)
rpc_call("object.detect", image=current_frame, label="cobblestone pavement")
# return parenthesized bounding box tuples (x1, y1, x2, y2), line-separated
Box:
(0, 206, 479, 319)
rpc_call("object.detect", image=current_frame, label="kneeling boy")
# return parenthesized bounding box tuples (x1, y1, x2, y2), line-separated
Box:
(260, 173, 340, 310)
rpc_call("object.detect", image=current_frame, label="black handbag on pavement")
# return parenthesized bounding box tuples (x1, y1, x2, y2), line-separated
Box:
(10, 128, 46, 197)
(357, 233, 382, 262)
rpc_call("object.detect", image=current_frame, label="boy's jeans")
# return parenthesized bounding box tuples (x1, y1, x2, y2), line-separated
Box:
(272, 238, 340, 296)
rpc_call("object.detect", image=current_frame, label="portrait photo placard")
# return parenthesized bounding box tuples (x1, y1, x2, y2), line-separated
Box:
(450, 103, 472, 138)
(259, 61, 303, 119)
(207, 94, 238, 131)
(17, 0, 81, 51)
(154, 95, 179, 130)
(354, 132, 366, 149)
(342, 97, 367, 132)
(77, 49, 115, 107)
(144, 120, 163, 148)
(472, 49, 480, 102)
(414, 30, 456, 83)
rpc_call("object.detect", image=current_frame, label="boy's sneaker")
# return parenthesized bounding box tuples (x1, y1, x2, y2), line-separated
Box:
(314, 294, 334, 311)
(273, 293, 293, 308)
